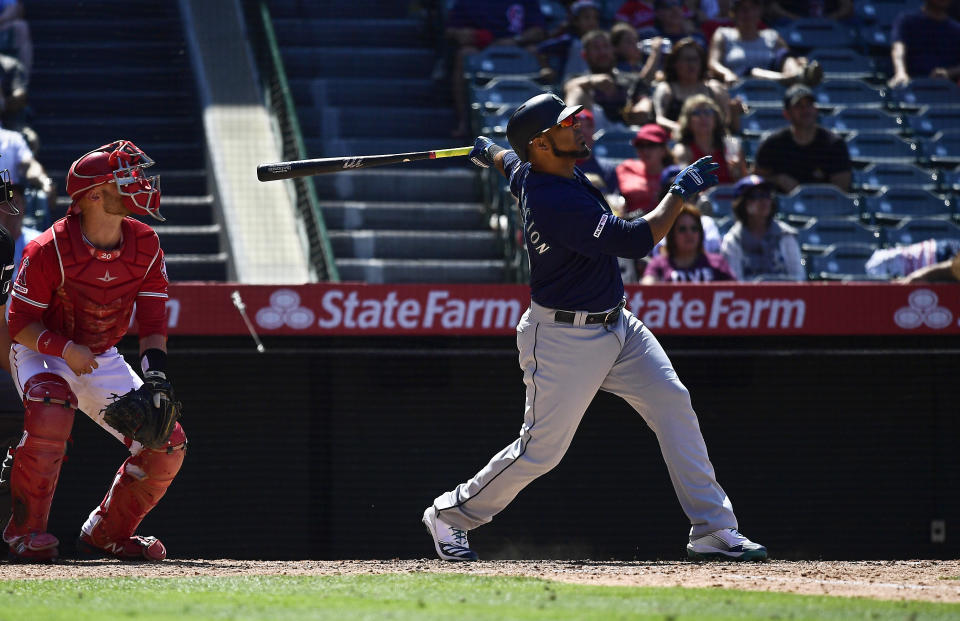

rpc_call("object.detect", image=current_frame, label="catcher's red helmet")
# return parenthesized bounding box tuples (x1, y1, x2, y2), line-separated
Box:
(66, 140, 163, 221)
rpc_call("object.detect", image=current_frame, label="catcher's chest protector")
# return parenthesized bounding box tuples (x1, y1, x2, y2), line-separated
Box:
(48, 217, 159, 353)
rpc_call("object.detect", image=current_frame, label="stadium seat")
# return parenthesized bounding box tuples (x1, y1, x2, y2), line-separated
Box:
(740, 108, 786, 137)
(862, 187, 953, 222)
(808, 48, 877, 81)
(778, 18, 855, 52)
(859, 24, 891, 53)
(591, 128, 639, 160)
(469, 78, 548, 111)
(796, 218, 880, 253)
(904, 107, 960, 139)
(819, 106, 902, 136)
(814, 79, 886, 110)
(464, 46, 542, 84)
(889, 78, 960, 111)
(883, 217, 960, 246)
(778, 184, 860, 223)
(944, 166, 960, 192)
(922, 131, 960, 168)
(698, 183, 737, 219)
(852, 162, 940, 192)
(804, 242, 881, 280)
(845, 133, 919, 166)
(729, 79, 785, 109)
(478, 107, 512, 135)
(856, 0, 913, 28)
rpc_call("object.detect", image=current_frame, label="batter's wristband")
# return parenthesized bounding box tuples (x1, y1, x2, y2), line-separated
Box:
(36, 330, 72, 358)
(486, 143, 506, 160)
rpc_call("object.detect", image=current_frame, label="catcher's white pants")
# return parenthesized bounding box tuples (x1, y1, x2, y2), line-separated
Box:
(10, 344, 145, 454)
(432, 303, 738, 539)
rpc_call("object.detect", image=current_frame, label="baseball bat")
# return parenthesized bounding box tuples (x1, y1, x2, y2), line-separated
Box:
(257, 146, 473, 182)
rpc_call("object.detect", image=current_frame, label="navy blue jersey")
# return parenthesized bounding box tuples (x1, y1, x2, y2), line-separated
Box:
(505, 151, 655, 312)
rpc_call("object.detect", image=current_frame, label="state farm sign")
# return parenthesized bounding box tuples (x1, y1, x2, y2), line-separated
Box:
(627, 290, 805, 330)
(154, 282, 960, 336)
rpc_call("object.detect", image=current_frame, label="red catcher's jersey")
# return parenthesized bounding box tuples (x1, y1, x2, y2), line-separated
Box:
(8, 215, 169, 354)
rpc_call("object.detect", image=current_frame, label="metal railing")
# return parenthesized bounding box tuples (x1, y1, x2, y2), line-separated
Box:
(248, 1, 339, 282)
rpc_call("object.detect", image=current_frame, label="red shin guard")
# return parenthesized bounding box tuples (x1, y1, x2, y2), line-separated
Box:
(4, 374, 76, 549)
(82, 423, 186, 553)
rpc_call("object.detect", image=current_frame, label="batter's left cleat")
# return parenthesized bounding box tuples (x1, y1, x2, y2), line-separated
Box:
(77, 532, 166, 562)
(422, 506, 478, 562)
(686, 528, 767, 561)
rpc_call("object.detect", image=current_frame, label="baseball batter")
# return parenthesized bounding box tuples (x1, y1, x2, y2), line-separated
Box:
(422, 94, 767, 562)
(3, 140, 186, 562)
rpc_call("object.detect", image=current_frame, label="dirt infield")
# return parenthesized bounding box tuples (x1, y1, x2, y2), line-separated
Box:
(1, 559, 958, 603)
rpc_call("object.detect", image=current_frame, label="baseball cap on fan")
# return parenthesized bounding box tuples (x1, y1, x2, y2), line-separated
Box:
(631, 123, 669, 146)
(733, 174, 775, 197)
(783, 84, 815, 109)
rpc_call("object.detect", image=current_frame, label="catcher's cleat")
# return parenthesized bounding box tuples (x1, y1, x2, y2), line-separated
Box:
(4, 530, 59, 562)
(686, 528, 768, 561)
(422, 506, 478, 562)
(77, 532, 166, 561)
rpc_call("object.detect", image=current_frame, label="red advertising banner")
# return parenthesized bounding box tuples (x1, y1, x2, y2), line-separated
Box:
(157, 283, 960, 336)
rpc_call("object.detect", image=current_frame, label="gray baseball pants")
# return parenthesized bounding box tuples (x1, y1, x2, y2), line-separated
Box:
(432, 301, 738, 539)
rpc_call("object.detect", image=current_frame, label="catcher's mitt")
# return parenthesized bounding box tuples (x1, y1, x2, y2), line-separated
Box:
(102, 371, 182, 449)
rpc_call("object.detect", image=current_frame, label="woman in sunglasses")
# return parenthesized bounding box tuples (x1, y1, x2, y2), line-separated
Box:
(642, 204, 735, 283)
(652, 38, 735, 135)
(671, 94, 746, 185)
(720, 174, 804, 281)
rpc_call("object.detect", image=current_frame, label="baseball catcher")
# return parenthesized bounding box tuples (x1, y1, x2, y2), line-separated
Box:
(3, 140, 186, 562)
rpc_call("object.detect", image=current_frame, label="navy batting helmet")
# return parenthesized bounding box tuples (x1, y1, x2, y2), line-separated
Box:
(506, 93, 583, 161)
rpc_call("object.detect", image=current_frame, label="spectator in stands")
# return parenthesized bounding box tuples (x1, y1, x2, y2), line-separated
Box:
(0, 183, 38, 277)
(653, 38, 737, 134)
(765, 0, 853, 24)
(752, 84, 852, 193)
(642, 203, 735, 282)
(637, 0, 706, 51)
(615, 123, 674, 219)
(445, 0, 547, 138)
(888, 0, 960, 88)
(865, 238, 960, 281)
(537, 0, 600, 83)
(721, 174, 804, 280)
(574, 108, 621, 194)
(0, 125, 55, 224)
(611, 21, 660, 82)
(0, 52, 28, 131)
(0, 1, 30, 79)
(615, 0, 657, 30)
(671, 94, 746, 184)
(564, 29, 654, 129)
(708, 0, 822, 87)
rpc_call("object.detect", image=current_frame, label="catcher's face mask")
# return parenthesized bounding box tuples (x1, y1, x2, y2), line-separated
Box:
(66, 140, 163, 221)
(0, 168, 18, 216)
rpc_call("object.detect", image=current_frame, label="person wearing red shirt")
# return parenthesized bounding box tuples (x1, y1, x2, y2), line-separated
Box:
(615, 123, 675, 218)
(3, 140, 185, 562)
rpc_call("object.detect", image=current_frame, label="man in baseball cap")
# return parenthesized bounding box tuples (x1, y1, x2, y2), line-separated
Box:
(753, 83, 852, 194)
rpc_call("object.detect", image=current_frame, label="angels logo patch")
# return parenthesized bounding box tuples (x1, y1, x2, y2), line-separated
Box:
(12, 257, 28, 295)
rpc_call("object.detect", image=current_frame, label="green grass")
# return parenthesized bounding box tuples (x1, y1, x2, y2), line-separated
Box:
(0, 573, 955, 621)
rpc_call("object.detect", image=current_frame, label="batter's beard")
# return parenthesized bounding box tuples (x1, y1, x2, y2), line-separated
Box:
(547, 135, 591, 160)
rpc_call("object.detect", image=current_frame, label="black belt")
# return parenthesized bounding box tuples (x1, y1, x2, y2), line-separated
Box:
(554, 300, 625, 326)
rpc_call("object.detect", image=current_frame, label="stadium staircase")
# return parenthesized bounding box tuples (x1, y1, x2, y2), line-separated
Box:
(28, 1, 229, 281)
(269, 0, 507, 283)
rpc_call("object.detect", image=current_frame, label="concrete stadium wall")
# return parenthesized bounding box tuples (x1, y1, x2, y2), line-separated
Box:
(1, 335, 956, 561)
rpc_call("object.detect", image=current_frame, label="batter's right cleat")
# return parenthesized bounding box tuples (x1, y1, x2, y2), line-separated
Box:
(422, 506, 478, 562)
(4, 531, 60, 562)
(686, 528, 768, 561)
(77, 532, 167, 562)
